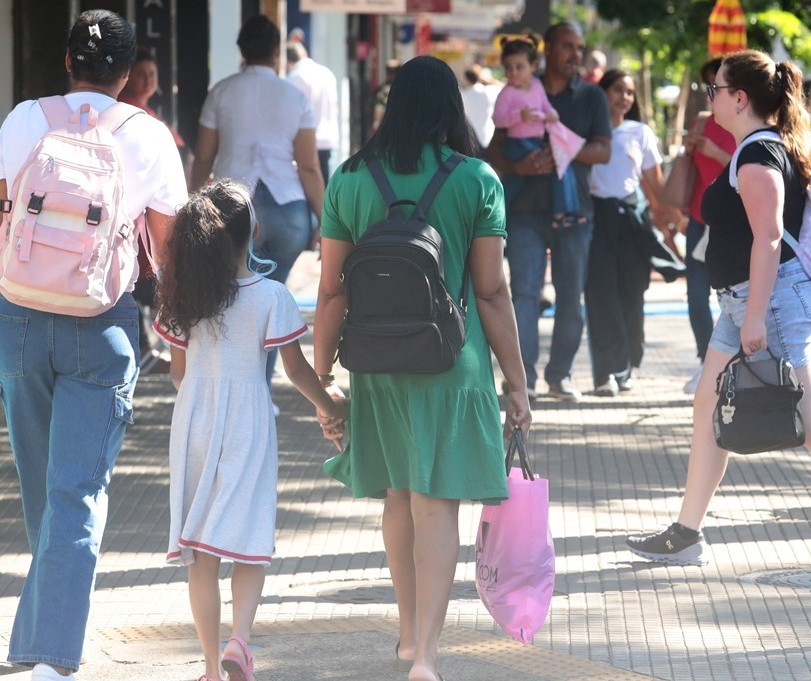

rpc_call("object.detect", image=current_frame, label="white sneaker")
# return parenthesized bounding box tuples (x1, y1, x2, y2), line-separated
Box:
(683, 364, 703, 395)
(31, 664, 76, 680)
(594, 375, 619, 397)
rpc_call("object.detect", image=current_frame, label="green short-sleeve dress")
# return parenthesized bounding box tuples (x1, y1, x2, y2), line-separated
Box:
(321, 145, 508, 504)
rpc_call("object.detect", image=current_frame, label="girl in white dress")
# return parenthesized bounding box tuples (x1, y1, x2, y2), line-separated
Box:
(154, 179, 346, 681)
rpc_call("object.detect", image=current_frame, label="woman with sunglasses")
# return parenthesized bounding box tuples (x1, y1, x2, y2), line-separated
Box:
(627, 50, 811, 566)
(678, 59, 737, 394)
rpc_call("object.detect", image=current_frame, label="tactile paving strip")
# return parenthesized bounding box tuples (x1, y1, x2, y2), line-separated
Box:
(91, 617, 659, 680)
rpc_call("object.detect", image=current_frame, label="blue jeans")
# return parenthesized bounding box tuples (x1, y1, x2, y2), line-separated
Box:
(505, 213, 593, 387)
(252, 180, 312, 285)
(252, 181, 311, 389)
(0, 293, 139, 671)
(685, 218, 713, 361)
(710, 258, 811, 368)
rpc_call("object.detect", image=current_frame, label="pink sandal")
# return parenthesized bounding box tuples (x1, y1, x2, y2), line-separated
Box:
(222, 635, 254, 681)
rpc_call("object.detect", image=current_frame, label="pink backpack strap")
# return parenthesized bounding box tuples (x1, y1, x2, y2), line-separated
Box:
(38, 96, 74, 129)
(97, 101, 145, 134)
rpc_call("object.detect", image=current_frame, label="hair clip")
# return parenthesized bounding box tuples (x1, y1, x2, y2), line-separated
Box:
(75, 53, 85, 61)
(105, 55, 113, 64)
(87, 39, 96, 49)
(89, 24, 101, 39)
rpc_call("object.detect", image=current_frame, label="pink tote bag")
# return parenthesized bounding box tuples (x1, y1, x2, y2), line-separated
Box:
(475, 428, 555, 644)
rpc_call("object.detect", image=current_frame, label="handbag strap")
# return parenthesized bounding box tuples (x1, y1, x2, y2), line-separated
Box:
(505, 427, 535, 480)
(716, 345, 788, 393)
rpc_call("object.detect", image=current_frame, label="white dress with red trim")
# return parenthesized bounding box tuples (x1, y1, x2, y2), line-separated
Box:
(155, 275, 307, 566)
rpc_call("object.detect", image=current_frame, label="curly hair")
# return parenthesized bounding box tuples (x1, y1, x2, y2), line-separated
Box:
(156, 180, 252, 340)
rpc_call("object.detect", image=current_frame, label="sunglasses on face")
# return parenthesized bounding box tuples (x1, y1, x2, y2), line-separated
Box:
(706, 83, 735, 102)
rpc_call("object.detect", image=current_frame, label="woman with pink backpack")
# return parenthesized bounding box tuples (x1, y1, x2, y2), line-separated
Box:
(0, 10, 187, 679)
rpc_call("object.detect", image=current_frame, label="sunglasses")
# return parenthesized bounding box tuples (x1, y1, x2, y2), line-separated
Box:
(706, 83, 735, 102)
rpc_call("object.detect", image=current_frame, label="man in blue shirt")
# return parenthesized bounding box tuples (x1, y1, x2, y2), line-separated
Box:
(488, 22, 612, 401)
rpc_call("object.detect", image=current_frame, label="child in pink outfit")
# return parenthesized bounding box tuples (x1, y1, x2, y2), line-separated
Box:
(492, 64, 558, 139)
(493, 35, 583, 229)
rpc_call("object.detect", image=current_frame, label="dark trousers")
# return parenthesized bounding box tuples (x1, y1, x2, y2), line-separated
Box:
(685, 218, 713, 361)
(585, 196, 652, 387)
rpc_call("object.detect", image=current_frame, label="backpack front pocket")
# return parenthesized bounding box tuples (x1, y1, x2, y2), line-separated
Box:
(345, 256, 436, 318)
(339, 321, 454, 374)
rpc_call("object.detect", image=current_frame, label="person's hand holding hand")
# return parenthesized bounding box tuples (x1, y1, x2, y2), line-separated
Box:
(317, 384, 348, 451)
(545, 109, 560, 124)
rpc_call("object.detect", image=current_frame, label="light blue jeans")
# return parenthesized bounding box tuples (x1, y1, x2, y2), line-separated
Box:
(505, 212, 593, 387)
(709, 257, 811, 368)
(0, 293, 139, 671)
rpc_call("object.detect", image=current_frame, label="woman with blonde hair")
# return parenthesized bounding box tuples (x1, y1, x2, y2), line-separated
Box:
(627, 50, 811, 566)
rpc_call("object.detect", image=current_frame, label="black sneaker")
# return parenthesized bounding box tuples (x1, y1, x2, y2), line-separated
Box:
(626, 522, 709, 566)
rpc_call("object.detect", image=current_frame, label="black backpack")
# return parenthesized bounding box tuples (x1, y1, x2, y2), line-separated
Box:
(337, 153, 468, 374)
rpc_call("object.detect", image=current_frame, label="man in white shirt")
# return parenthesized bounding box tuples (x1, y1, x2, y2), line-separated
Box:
(286, 42, 339, 184)
(191, 15, 323, 285)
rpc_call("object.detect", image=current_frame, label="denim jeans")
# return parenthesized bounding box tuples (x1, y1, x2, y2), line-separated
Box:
(685, 218, 713, 361)
(0, 293, 139, 671)
(252, 181, 312, 388)
(505, 212, 594, 387)
(709, 258, 811, 368)
(252, 180, 312, 285)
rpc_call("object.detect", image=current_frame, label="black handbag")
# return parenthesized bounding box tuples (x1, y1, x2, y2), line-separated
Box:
(712, 347, 805, 454)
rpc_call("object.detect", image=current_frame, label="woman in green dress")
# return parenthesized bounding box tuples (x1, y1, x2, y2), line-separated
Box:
(313, 56, 530, 681)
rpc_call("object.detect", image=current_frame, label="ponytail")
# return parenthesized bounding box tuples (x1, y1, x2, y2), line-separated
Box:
(723, 51, 811, 186)
(775, 61, 811, 186)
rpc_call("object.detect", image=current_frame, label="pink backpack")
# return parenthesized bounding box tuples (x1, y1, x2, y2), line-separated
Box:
(0, 96, 144, 316)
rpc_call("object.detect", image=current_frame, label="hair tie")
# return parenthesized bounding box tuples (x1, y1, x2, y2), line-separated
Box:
(774, 63, 788, 92)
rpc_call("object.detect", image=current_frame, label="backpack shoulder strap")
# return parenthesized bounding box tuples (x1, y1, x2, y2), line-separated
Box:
(416, 152, 464, 216)
(38, 96, 74, 129)
(97, 101, 146, 134)
(728, 130, 782, 192)
(727, 130, 804, 256)
(367, 157, 407, 218)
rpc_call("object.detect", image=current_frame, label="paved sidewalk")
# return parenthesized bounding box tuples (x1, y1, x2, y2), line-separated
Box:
(1, 253, 810, 680)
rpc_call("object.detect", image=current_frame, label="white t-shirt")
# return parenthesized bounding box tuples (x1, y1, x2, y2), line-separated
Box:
(287, 57, 339, 152)
(461, 83, 495, 148)
(0, 92, 188, 218)
(199, 65, 317, 204)
(589, 119, 662, 199)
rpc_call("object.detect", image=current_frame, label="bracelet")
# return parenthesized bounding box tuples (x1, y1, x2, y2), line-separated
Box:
(318, 373, 335, 385)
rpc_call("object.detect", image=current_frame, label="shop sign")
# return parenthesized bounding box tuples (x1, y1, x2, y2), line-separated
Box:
(301, 0, 407, 13)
